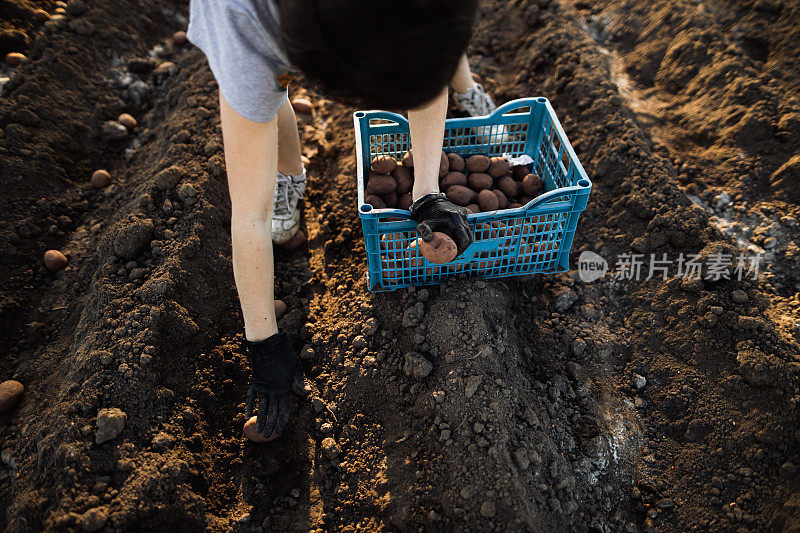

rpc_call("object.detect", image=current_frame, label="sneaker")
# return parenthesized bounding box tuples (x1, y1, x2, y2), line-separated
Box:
(272, 169, 307, 245)
(454, 83, 509, 145)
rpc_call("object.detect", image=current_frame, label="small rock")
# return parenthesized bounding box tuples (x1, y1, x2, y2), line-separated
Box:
(465, 375, 482, 398)
(127, 80, 150, 108)
(731, 290, 749, 304)
(321, 437, 340, 459)
(363, 318, 378, 336)
(571, 338, 586, 356)
(479, 501, 496, 518)
(299, 345, 315, 359)
(77, 507, 107, 532)
(554, 287, 578, 312)
(403, 352, 432, 380)
(101, 120, 128, 141)
(0, 380, 24, 413)
(96, 408, 127, 443)
(632, 374, 647, 390)
(151, 432, 175, 451)
(353, 335, 367, 350)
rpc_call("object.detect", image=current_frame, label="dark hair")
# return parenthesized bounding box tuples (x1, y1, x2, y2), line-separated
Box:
(278, 0, 479, 110)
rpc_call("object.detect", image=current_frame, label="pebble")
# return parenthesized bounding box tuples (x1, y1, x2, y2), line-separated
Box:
(353, 335, 367, 350)
(479, 501, 496, 518)
(321, 437, 340, 459)
(43, 249, 68, 272)
(299, 345, 315, 359)
(127, 80, 150, 108)
(101, 120, 128, 141)
(117, 113, 137, 130)
(465, 376, 482, 398)
(554, 287, 578, 312)
(91, 169, 111, 188)
(571, 338, 586, 356)
(632, 374, 647, 390)
(363, 318, 378, 336)
(5, 53, 26, 67)
(96, 408, 127, 443)
(291, 98, 313, 115)
(0, 380, 24, 413)
(173, 31, 188, 45)
(403, 352, 432, 380)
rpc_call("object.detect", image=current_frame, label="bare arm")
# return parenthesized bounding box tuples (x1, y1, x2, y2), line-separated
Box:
(219, 92, 279, 342)
(408, 87, 448, 200)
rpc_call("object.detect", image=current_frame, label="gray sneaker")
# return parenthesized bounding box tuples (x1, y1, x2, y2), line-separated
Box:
(455, 83, 509, 144)
(272, 169, 307, 244)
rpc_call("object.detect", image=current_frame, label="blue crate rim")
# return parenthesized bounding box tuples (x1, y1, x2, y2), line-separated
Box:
(353, 96, 592, 220)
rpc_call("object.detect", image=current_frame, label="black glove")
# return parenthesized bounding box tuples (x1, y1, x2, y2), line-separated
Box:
(243, 332, 309, 438)
(409, 193, 473, 257)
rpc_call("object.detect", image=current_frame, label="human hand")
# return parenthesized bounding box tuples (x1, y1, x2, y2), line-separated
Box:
(410, 192, 473, 257)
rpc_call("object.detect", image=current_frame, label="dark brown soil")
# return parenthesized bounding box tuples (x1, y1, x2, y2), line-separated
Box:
(1, 0, 798, 531)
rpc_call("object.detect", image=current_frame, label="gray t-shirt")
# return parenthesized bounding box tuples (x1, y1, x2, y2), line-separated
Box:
(187, 0, 291, 123)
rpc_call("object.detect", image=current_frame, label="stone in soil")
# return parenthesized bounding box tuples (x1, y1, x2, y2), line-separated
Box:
(96, 408, 127, 444)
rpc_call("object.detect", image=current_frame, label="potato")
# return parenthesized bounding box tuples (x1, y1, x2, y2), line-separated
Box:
(448, 152, 465, 172)
(366, 194, 387, 209)
(478, 189, 499, 212)
(118, 113, 137, 129)
(466, 204, 480, 214)
(372, 154, 397, 174)
(487, 156, 510, 178)
(519, 195, 535, 205)
(509, 202, 523, 209)
(438, 151, 450, 178)
(173, 31, 188, 45)
(522, 173, 544, 196)
(33, 9, 51, 21)
(382, 191, 398, 208)
(291, 98, 313, 115)
(445, 185, 476, 206)
(467, 172, 493, 190)
(91, 169, 111, 188)
(44, 249, 68, 272)
(243, 416, 280, 442)
(0, 380, 24, 413)
(498, 176, 518, 198)
(5, 53, 26, 67)
(492, 189, 508, 209)
(398, 192, 413, 210)
(418, 232, 457, 264)
(402, 149, 413, 167)
(283, 229, 307, 249)
(366, 173, 397, 195)
(274, 299, 288, 320)
(391, 165, 412, 194)
(466, 154, 490, 173)
(440, 171, 466, 189)
(511, 165, 529, 180)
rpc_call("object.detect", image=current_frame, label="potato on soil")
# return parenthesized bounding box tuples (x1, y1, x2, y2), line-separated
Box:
(282, 229, 307, 249)
(417, 232, 458, 264)
(391, 165, 413, 194)
(478, 189, 500, 212)
(275, 299, 288, 320)
(522, 173, 544, 196)
(439, 151, 450, 178)
(382, 191, 398, 208)
(366, 173, 397, 195)
(466, 204, 480, 214)
(291, 98, 313, 115)
(91, 169, 111, 188)
(398, 192, 413, 210)
(466, 154, 490, 173)
(467, 172, 493, 190)
(440, 171, 467, 189)
(445, 185, 477, 206)
(243, 416, 280, 442)
(5, 53, 26, 67)
(447, 152, 465, 172)
(498, 175, 518, 198)
(492, 189, 508, 209)
(44, 250, 68, 272)
(366, 194, 387, 209)
(488, 156, 510, 178)
(402, 149, 413, 167)
(0, 380, 24, 413)
(511, 165, 529, 180)
(371, 154, 397, 174)
(173, 31, 188, 45)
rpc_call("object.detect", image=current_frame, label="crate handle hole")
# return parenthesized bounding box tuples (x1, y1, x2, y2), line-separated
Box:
(355, 112, 366, 118)
(578, 179, 590, 187)
(360, 204, 373, 213)
(537, 97, 547, 103)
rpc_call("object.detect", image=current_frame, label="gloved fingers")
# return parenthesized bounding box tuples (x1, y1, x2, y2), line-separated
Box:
(255, 394, 268, 433)
(416, 221, 434, 243)
(245, 387, 257, 418)
(451, 220, 474, 256)
(276, 394, 291, 435)
(263, 391, 280, 437)
(292, 366, 312, 398)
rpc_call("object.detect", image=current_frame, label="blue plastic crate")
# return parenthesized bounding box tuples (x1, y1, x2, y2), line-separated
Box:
(353, 97, 591, 292)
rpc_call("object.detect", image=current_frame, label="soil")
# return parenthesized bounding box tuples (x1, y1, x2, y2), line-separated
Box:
(0, 0, 798, 531)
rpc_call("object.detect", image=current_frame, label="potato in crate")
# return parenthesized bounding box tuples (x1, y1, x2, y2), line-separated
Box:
(353, 97, 591, 291)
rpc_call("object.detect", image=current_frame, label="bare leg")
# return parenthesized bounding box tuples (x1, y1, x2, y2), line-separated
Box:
(450, 53, 476, 94)
(277, 97, 304, 175)
(219, 91, 279, 342)
(408, 87, 448, 200)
